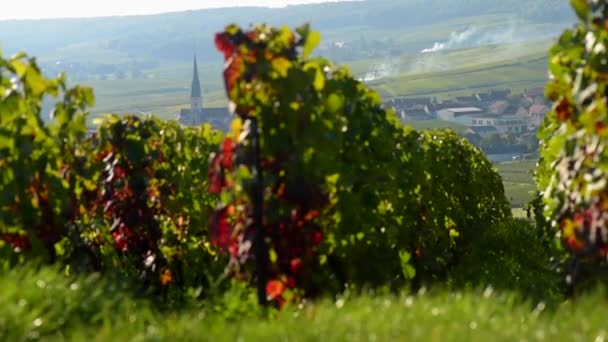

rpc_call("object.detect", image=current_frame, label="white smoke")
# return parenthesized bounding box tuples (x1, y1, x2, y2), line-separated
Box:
(358, 61, 398, 82)
(421, 27, 478, 53)
(419, 22, 554, 54)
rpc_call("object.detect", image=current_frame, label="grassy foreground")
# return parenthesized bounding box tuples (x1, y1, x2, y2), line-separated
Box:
(1, 266, 606, 341)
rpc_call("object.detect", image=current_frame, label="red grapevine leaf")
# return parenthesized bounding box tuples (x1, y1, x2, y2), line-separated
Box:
(223, 56, 244, 96)
(266, 279, 285, 300)
(215, 33, 236, 60)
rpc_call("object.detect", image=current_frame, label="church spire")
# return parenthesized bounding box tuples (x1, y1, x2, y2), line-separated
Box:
(190, 55, 202, 111)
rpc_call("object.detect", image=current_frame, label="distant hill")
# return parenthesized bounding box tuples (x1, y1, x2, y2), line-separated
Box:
(0, 0, 574, 65)
(0, 0, 575, 120)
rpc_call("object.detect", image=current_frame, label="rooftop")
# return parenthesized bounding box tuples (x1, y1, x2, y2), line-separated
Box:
(442, 107, 483, 113)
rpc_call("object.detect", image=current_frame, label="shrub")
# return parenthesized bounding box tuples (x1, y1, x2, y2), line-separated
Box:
(0, 52, 93, 265)
(0, 51, 225, 296)
(75, 115, 224, 293)
(536, 0, 608, 294)
(337, 128, 511, 289)
(209, 24, 511, 305)
(448, 218, 560, 301)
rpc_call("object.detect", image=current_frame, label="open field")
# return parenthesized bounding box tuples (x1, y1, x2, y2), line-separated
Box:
(366, 44, 549, 100)
(79, 62, 226, 120)
(496, 160, 538, 208)
(80, 39, 552, 121)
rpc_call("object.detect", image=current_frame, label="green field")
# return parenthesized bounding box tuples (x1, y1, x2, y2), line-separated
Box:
(79, 62, 227, 119)
(366, 42, 550, 100)
(80, 40, 552, 121)
(496, 160, 538, 208)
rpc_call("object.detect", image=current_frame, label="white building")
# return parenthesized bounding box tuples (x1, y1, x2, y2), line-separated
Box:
(471, 115, 527, 134)
(437, 107, 483, 121)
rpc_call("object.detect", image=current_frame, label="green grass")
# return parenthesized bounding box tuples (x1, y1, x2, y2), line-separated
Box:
(366, 45, 550, 100)
(78, 61, 227, 120)
(496, 160, 537, 207)
(503, 183, 536, 208)
(1, 265, 606, 341)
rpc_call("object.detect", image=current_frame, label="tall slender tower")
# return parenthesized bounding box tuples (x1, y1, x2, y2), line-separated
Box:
(190, 55, 202, 112)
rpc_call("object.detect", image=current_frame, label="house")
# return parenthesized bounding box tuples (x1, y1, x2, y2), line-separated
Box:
(528, 104, 549, 126)
(520, 87, 547, 110)
(471, 114, 527, 134)
(402, 109, 434, 122)
(437, 107, 483, 121)
(515, 104, 549, 127)
(515, 106, 529, 118)
(488, 100, 510, 115)
(178, 56, 231, 130)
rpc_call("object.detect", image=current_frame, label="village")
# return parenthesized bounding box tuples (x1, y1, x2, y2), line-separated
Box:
(174, 56, 546, 162)
(383, 87, 548, 159)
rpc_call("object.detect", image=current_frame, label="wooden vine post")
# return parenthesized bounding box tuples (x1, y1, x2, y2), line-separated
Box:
(250, 116, 269, 307)
(210, 24, 338, 309)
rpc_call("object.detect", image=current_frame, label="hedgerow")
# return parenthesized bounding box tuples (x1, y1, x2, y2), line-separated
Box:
(0, 52, 93, 265)
(209, 24, 511, 306)
(0, 53, 224, 296)
(2, 25, 511, 305)
(78, 115, 225, 293)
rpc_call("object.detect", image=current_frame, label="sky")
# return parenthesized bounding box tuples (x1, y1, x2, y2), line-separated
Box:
(1, 0, 356, 20)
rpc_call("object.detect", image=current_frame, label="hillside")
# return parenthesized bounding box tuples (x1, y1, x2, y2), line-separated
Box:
(0, 0, 574, 119)
(81, 40, 553, 119)
(0, 0, 573, 63)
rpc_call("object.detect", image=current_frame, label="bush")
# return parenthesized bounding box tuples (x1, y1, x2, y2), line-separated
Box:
(0, 52, 92, 265)
(209, 24, 511, 305)
(0, 51, 225, 297)
(448, 218, 560, 301)
(536, 0, 608, 294)
(2, 26, 512, 306)
(75, 115, 224, 294)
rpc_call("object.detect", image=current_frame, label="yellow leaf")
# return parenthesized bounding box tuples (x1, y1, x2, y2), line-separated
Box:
(562, 218, 577, 238)
(92, 117, 105, 126)
(269, 249, 278, 263)
(313, 68, 325, 91)
(272, 57, 291, 77)
(230, 118, 242, 140)
(303, 31, 321, 59)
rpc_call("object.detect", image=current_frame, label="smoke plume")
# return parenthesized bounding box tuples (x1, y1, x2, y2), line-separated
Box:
(421, 27, 478, 53)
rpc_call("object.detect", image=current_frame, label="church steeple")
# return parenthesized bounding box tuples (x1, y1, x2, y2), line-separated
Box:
(191, 55, 202, 112)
